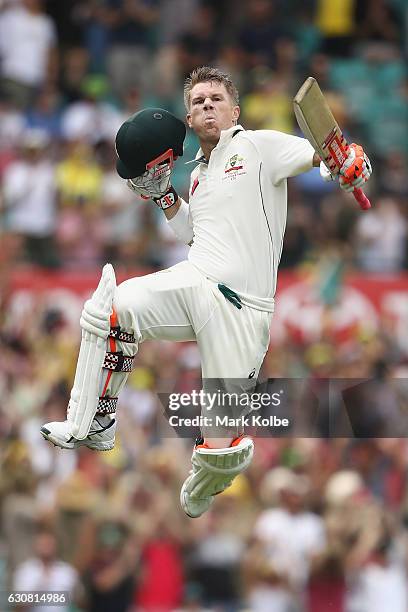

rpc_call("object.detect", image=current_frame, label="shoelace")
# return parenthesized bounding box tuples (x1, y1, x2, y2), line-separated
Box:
(218, 284, 242, 309)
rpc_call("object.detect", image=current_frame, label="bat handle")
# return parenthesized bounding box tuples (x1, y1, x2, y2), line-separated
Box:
(353, 187, 371, 210)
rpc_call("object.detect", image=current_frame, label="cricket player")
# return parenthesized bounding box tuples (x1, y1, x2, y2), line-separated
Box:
(41, 67, 372, 517)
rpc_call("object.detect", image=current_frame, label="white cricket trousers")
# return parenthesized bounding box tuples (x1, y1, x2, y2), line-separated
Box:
(113, 260, 271, 379)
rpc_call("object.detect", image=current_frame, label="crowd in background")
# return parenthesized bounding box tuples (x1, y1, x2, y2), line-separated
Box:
(0, 0, 407, 271)
(1, 0, 408, 611)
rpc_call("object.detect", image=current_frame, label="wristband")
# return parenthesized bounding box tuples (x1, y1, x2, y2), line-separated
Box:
(153, 186, 179, 210)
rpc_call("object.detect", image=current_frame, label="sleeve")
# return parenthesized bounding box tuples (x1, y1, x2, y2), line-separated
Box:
(166, 197, 194, 245)
(250, 130, 315, 186)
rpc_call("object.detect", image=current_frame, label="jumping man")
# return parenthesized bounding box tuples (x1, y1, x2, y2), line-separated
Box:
(41, 67, 372, 517)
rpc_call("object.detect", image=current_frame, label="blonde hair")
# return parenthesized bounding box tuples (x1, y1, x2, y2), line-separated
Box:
(183, 66, 239, 110)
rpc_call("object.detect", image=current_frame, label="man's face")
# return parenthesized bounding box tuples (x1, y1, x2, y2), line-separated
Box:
(186, 81, 240, 145)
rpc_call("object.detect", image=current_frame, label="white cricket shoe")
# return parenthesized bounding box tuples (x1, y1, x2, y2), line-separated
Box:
(180, 436, 254, 518)
(40, 415, 116, 451)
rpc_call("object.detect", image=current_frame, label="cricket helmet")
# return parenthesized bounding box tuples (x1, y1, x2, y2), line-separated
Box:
(115, 108, 186, 179)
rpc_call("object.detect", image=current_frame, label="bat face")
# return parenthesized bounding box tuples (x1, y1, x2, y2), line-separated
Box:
(293, 76, 371, 211)
(293, 76, 349, 176)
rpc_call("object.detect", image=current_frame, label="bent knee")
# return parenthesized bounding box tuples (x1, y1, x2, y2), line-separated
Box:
(113, 278, 151, 335)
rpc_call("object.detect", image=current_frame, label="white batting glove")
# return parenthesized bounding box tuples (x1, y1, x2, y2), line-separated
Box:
(126, 178, 178, 209)
(126, 179, 150, 200)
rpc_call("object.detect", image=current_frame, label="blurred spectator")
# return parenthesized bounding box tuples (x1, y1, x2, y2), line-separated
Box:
(0, 0, 57, 109)
(242, 68, 293, 133)
(0, 99, 24, 174)
(177, 5, 220, 73)
(1, 128, 58, 267)
(215, 45, 247, 94)
(97, 140, 148, 265)
(244, 468, 326, 610)
(106, 0, 160, 97)
(353, 197, 407, 272)
(43, 0, 84, 46)
(60, 75, 121, 143)
(188, 500, 247, 610)
(55, 138, 104, 266)
(238, 0, 285, 69)
(314, 0, 357, 57)
(59, 46, 90, 104)
(24, 85, 62, 139)
(377, 151, 408, 198)
(71, 0, 114, 73)
(135, 523, 184, 612)
(279, 203, 312, 268)
(1, 438, 39, 574)
(156, 0, 199, 45)
(13, 528, 78, 611)
(344, 513, 408, 612)
(355, 0, 401, 46)
(82, 519, 137, 612)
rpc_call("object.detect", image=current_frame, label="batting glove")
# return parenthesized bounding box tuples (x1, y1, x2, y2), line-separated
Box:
(126, 179, 151, 200)
(339, 143, 372, 193)
(126, 180, 179, 209)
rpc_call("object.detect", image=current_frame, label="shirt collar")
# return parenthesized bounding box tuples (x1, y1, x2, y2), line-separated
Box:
(185, 124, 244, 166)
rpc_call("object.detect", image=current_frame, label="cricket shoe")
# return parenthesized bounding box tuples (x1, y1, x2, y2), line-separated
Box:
(40, 415, 116, 451)
(180, 435, 254, 518)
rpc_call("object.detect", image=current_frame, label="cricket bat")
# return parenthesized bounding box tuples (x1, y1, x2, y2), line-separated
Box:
(293, 77, 371, 210)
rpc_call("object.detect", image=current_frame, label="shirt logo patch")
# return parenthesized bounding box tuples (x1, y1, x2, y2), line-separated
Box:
(223, 154, 246, 180)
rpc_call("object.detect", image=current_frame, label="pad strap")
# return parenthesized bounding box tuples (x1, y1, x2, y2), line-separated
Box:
(96, 396, 118, 415)
(103, 351, 135, 373)
(109, 327, 135, 343)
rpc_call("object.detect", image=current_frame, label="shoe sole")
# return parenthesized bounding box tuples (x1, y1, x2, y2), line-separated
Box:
(40, 427, 114, 451)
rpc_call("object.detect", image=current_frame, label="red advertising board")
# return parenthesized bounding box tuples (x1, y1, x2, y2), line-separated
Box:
(4, 266, 408, 353)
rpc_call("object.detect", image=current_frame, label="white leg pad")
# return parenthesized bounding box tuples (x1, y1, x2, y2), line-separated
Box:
(67, 264, 116, 439)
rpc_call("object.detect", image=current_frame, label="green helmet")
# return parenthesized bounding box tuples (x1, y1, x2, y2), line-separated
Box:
(115, 108, 186, 179)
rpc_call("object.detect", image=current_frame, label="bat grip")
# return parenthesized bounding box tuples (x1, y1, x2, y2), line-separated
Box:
(353, 187, 371, 210)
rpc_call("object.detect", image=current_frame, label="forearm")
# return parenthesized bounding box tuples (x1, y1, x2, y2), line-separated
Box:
(165, 197, 194, 245)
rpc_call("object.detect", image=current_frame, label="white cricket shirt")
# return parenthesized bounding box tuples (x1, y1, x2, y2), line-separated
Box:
(168, 125, 314, 311)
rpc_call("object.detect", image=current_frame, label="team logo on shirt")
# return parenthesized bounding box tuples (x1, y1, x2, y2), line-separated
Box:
(223, 154, 246, 180)
(225, 154, 244, 173)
